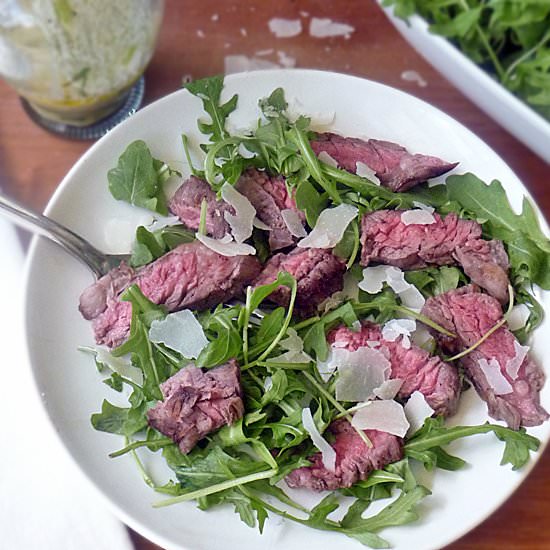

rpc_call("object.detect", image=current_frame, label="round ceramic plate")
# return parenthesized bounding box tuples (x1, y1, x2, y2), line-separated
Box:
(24, 69, 550, 550)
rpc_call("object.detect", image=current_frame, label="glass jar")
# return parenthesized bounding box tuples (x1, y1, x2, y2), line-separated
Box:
(0, 0, 164, 128)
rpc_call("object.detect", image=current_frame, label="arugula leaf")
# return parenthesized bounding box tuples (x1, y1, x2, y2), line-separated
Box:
(185, 76, 238, 143)
(107, 140, 174, 214)
(405, 417, 540, 470)
(446, 173, 550, 288)
(383, 0, 550, 119)
(130, 224, 195, 267)
(91, 398, 147, 436)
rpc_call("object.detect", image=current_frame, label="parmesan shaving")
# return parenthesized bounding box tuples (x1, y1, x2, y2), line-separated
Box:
(401, 209, 436, 226)
(268, 17, 302, 38)
(297, 204, 357, 249)
(505, 340, 529, 381)
(355, 161, 380, 185)
(94, 348, 143, 385)
(147, 215, 181, 231)
(404, 391, 434, 435)
(372, 379, 403, 400)
(351, 400, 409, 437)
(358, 265, 390, 294)
(281, 209, 307, 238)
(505, 304, 530, 331)
(302, 407, 336, 471)
(309, 18, 355, 38)
(478, 357, 513, 395)
(149, 310, 208, 359)
(412, 201, 435, 214)
(196, 233, 256, 256)
(221, 182, 256, 243)
(267, 328, 312, 364)
(253, 217, 272, 231)
(382, 319, 417, 349)
(333, 347, 391, 402)
(318, 151, 338, 167)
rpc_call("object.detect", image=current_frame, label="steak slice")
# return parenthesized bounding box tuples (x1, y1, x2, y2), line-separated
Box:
(311, 132, 458, 192)
(147, 360, 244, 454)
(285, 419, 403, 491)
(79, 241, 261, 347)
(421, 285, 548, 429)
(236, 168, 305, 251)
(252, 247, 346, 315)
(168, 176, 233, 238)
(328, 321, 460, 417)
(360, 210, 510, 302)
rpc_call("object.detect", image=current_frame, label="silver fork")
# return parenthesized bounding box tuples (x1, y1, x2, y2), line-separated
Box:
(0, 193, 130, 278)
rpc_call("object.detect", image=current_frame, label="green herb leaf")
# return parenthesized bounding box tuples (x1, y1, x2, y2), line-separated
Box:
(107, 140, 172, 214)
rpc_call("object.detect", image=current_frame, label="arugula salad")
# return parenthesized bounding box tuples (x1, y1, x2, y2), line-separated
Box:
(83, 75, 550, 548)
(383, 0, 550, 121)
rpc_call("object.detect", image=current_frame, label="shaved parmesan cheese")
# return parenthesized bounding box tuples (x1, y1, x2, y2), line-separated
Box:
(505, 304, 530, 331)
(411, 325, 434, 349)
(196, 233, 256, 256)
(268, 17, 302, 38)
(404, 391, 434, 434)
(359, 265, 425, 310)
(224, 55, 279, 74)
(334, 347, 391, 402)
(367, 340, 380, 348)
(298, 204, 357, 249)
(264, 376, 273, 392)
(385, 266, 411, 293)
(238, 142, 256, 159)
(318, 151, 338, 167)
(358, 265, 391, 294)
(505, 347, 528, 381)
(149, 310, 208, 359)
(401, 70, 428, 88)
(221, 183, 256, 243)
(478, 358, 513, 395)
(505, 341, 529, 380)
(253, 217, 272, 231)
(147, 215, 181, 231)
(267, 328, 313, 364)
(281, 208, 307, 238)
(397, 285, 425, 311)
(277, 50, 296, 68)
(351, 400, 409, 437)
(94, 348, 143, 385)
(401, 209, 436, 226)
(302, 408, 336, 471)
(309, 18, 355, 38)
(355, 162, 380, 185)
(373, 378, 403, 400)
(382, 319, 417, 349)
(412, 201, 435, 214)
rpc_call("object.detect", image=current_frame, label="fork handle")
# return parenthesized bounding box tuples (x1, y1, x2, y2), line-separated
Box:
(0, 193, 110, 278)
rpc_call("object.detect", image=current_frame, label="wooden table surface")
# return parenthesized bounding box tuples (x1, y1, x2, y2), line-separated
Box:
(1, 1, 548, 549)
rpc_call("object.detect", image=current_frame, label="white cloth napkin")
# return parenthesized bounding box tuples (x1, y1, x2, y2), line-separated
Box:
(0, 218, 134, 550)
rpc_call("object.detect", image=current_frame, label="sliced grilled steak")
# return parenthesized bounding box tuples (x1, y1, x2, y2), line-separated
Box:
(454, 239, 510, 304)
(360, 210, 510, 302)
(421, 285, 548, 429)
(252, 247, 346, 315)
(285, 419, 403, 491)
(236, 168, 305, 251)
(328, 321, 460, 416)
(168, 176, 233, 238)
(147, 360, 244, 454)
(311, 132, 458, 192)
(79, 241, 261, 347)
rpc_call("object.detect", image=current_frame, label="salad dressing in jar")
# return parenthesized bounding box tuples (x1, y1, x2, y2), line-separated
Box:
(0, 0, 164, 131)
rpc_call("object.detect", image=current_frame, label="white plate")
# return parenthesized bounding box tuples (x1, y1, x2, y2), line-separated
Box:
(24, 69, 550, 550)
(378, 3, 550, 164)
